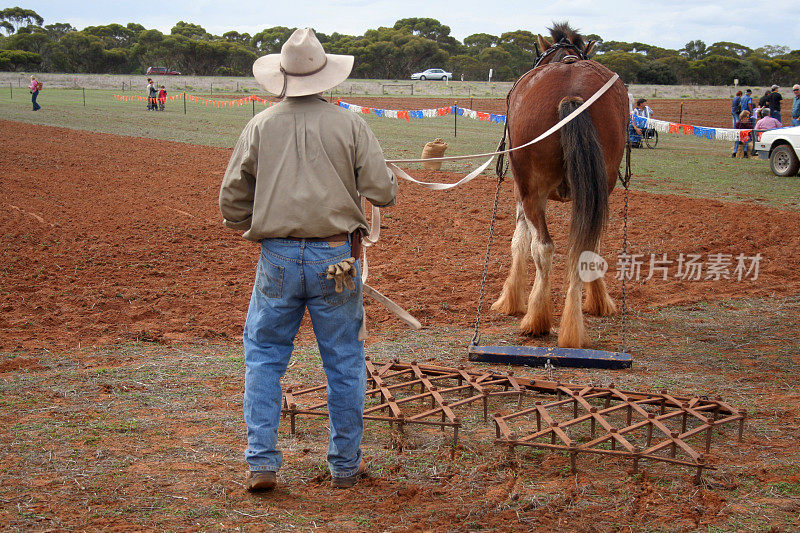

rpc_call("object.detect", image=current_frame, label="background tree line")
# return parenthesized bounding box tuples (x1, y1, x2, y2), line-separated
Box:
(2, 7, 799, 86)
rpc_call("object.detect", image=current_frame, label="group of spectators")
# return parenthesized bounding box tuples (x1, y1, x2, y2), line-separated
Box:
(146, 78, 168, 111)
(730, 84, 800, 158)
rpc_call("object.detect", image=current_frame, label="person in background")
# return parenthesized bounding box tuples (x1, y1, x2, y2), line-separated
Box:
(740, 89, 753, 119)
(630, 98, 653, 136)
(792, 84, 800, 127)
(758, 89, 771, 108)
(157, 85, 167, 111)
(752, 103, 763, 126)
(731, 90, 742, 126)
(29, 75, 41, 111)
(767, 85, 783, 124)
(732, 110, 751, 158)
(755, 108, 782, 131)
(146, 78, 155, 110)
(633, 98, 653, 119)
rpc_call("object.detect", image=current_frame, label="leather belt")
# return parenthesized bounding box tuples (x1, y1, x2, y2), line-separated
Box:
(285, 232, 349, 242)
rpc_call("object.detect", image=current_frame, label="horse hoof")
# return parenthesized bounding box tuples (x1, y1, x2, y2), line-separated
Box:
(583, 296, 617, 317)
(557, 329, 590, 349)
(519, 314, 552, 336)
(491, 297, 525, 316)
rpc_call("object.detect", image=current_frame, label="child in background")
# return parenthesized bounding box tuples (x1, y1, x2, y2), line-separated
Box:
(158, 85, 167, 111)
(752, 104, 762, 127)
(732, 110, 751, 158)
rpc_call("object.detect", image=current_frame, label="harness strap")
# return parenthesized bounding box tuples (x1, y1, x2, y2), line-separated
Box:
(533, 40, 588, 69)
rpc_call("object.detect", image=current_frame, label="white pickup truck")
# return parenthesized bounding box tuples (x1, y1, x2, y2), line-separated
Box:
(755, 126, 800, 176)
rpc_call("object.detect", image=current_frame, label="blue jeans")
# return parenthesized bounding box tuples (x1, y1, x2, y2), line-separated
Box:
(31, 90, 40, 111)
(243, 238, 365, 478)
(732, 112, 739, 127)
(772, 110, 781, 123)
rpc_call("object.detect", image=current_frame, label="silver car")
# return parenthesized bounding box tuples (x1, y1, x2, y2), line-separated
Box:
(411, 68, 452, 81)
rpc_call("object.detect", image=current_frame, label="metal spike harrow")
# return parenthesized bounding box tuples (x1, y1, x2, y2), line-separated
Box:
(282, 358, 526, 457)
(492, 382, 746, 484)
(281, 360, 745, 482)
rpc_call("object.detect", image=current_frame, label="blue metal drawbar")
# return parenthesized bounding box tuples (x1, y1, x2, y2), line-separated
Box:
(468, 344, 632, 370)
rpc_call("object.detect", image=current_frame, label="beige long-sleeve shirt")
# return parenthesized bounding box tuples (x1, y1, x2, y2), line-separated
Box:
(219, 95, 397, 241)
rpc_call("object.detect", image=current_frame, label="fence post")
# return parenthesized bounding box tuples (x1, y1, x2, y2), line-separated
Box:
(184, 92, 187, 115)
(9, 82, 12, 99)
(83, 87, 86, 107)
(210, 83, 213, 95)
(679, 103, 683, 124)
(252, 96, 255, 117)
(453, 102, 458, 138)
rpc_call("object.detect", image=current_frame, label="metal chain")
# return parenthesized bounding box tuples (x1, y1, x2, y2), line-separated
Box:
(620, 136, 632, 353)
(471, 161, 508, 346)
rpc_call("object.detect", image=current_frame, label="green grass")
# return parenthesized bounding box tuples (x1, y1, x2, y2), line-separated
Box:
(772, 481, 800, 495)
(1, 87, 798, 208)
(0, 87, 257, 147)
(629, 134, 800, 208)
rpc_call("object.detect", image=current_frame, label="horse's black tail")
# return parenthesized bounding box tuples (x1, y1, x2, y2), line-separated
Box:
(558, 96, 608, 273)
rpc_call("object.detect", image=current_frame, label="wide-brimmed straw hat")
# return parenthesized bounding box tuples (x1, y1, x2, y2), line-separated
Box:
(253, 28, 353, 98)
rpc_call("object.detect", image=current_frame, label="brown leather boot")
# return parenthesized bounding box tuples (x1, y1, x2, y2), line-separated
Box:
(331, 459, 368, 489)
(246, 470, 277, 492)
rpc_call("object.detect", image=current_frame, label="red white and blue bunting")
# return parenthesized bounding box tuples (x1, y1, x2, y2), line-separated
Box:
(337, 100, 778, 142)
(631, 115, 759, 142)
(336, 100, 507, 124)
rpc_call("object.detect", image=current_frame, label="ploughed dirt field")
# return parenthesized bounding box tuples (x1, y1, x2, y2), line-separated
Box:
(2, 116, 800, 531)
(2, 117, 799, 351)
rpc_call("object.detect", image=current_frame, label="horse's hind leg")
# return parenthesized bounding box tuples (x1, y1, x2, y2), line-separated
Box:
(491, 202, 530, 316)
(584, 278, 617, 316)
(519, 202, 554, 336)
(559, 268, 589, 348)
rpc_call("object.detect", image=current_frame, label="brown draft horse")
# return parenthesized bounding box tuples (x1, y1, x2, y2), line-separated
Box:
(491, 23, 629, 349)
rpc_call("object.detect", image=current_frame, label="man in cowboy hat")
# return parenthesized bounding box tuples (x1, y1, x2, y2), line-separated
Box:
(219, 28, 397, 492)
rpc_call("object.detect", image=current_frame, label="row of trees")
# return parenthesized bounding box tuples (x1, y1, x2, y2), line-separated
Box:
(2, 7, 799, 85)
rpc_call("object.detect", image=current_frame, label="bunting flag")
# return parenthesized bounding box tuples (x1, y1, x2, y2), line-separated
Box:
(112, 93, 276, 108)
(336, 100, 507, 124)
(644, 117, 767, 143)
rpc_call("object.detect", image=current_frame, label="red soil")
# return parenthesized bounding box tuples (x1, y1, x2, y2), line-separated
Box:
(2, 118, 799, 351)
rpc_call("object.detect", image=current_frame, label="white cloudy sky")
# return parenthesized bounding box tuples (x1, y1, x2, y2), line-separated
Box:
(16, 0, 800, 50)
